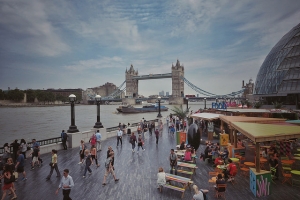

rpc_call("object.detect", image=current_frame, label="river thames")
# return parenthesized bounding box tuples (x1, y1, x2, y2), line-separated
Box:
(0, 102, 208, 144)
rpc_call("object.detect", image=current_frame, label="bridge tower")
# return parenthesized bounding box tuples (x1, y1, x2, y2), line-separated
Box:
(172, 60, 184, 97)
(125, 64, 139, 98)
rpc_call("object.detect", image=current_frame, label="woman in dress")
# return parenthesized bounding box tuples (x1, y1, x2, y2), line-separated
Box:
(19, 139, 27, 160)
(1, 165, 17, 200)
(78, 140, 85, 164)
(6, 158, 16, 195)
(46, 149, 60, 180)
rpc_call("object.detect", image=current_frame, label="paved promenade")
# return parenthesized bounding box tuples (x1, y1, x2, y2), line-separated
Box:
(3, 125, 300, 200)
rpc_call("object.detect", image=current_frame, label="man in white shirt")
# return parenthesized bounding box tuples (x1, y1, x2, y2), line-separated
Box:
(116, 128, 123, 147)
(95, 130, 102, 151)
(55, 169, 74, 200)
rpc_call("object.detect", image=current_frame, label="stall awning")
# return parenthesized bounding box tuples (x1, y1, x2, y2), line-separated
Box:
(220, 115, 286, 125)
(190, 113, 222, 121)
(231, 122, 300, 143)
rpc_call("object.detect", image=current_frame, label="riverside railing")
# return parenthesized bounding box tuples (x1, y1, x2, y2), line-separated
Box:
(0, 118, 159, 155)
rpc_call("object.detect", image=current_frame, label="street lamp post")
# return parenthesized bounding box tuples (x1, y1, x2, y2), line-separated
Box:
(216, 98, 218, 103)
(204, 98, 207, 109)
(94, 95, 104, 128)
(186, 97, 189, 111)
(67, 94, 79, 133)
(157, 96, 162, 118)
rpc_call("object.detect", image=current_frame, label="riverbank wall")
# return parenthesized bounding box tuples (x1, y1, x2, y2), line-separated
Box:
(0, 120, 158, 157)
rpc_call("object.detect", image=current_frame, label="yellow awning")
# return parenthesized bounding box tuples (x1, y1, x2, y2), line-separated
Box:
(231, 122, 300, 142)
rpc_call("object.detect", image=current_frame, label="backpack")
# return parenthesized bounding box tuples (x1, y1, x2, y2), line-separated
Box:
(200, 190, 207, 200)
(63, 132, 68, 140)
(105, 158, 111, 168)
(129, 137, 133, 144)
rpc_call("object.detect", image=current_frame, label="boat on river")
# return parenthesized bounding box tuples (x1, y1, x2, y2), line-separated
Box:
(116, 104, 168, 113)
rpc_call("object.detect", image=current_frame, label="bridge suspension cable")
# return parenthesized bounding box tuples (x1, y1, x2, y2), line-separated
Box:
(103, 81, 126, 99)
(181, 76, 244, 98)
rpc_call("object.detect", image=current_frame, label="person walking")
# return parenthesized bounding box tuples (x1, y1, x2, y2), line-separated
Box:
(137, 134, 145, 153)
(55, 169, 74, 200)
(91, 145, 100, 168)
(30, 146, 40, 170)
(46, 149, 61, 180)
(155, 129, 159, 145)
(1, 165, 17, 200)
(15, 151, 27, 181)
(169, 149, 178, 175)
(95, 130, 102, 151)
(5, 158, 16, 195)
(159, 120, 163, 135)
(83, 149, 93, 178)
(20, 139, 27, 159)
(78, 140, 85, 164)
(61, 130, 68, 150)
(89, 133, 97, 147)
(148, 122, 152, 135)
(102, 152, 119, 186)
(116, 128, 123, 147)
(130, 132, 137, 152)
(106, 146, 115, 170)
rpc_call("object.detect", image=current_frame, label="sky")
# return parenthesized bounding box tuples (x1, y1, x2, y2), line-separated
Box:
(0, 0, 300, 97)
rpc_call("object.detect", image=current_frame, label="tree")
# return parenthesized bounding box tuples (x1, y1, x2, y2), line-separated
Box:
(272, 101, 283, 109)
(7, 89, 24, 101)
(0, 89, 6, 100)
(253, 102, 262, 109)
(171, 105, 189, 121)
(24, 89, 36, 102)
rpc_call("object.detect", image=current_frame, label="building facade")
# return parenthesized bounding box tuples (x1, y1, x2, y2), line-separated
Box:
(254, 23, 300, 108)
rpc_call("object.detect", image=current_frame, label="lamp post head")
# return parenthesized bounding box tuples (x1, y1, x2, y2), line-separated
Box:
(186, 97, 189, 100)
(69, 94, 76, 102)
(95, 94, 101, 102)
(158, 96, 161, 100)
(204, 98, 206, 100)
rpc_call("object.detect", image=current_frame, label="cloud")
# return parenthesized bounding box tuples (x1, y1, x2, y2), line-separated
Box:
(64, 56, 124, 71)
(0, 0, 69, 56)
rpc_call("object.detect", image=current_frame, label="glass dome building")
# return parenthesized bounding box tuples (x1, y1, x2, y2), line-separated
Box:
(254, 23, 300, 108)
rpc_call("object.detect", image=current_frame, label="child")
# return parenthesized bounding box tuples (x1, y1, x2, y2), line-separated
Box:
(137, 135, 145, 153)
(183, 148, 192, 162)
(157, 167, 166, 191)
(170, 125, 175, 135)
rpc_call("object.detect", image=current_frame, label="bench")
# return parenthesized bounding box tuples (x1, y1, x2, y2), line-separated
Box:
(162, 184, 186, 199)
(177, 169, 194, 178)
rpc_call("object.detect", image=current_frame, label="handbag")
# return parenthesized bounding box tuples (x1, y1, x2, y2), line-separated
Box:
(49, 162, 53, 167)
(13, 172, 18, 179)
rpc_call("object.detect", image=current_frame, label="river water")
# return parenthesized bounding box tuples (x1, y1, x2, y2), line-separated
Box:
(0, 102, 208, 144)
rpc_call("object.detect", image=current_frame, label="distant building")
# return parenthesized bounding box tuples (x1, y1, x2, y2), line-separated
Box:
(82, 82, 124, 104)
(166, 92, 169, 96)
(159, 90, 165, 96)
(197, 94, 199, 97)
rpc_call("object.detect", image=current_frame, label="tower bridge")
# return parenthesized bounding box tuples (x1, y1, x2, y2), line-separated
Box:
(86, 59, 246, 105)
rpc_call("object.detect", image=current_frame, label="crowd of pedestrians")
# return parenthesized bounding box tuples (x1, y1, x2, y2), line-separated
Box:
(0, 117, 174, 200)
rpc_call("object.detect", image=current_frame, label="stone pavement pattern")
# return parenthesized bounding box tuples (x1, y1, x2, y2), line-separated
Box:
(2, 125, 300, 200)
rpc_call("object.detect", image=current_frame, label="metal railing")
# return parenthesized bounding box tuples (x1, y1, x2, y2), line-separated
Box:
(0, 137, 62, 155)
(105, 118, 159, 132)
(0, 119, 159, 155)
